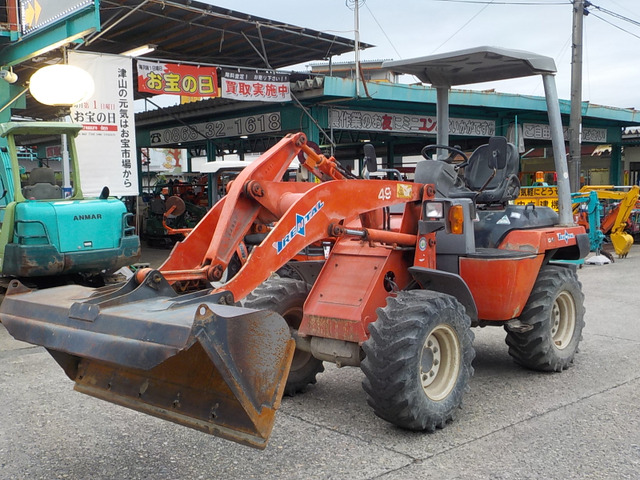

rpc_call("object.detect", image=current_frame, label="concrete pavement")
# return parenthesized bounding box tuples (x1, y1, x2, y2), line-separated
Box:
(1, 246, 639, 479)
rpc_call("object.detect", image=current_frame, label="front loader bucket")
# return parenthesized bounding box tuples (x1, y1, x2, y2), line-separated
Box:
(0, 274, 295, 449)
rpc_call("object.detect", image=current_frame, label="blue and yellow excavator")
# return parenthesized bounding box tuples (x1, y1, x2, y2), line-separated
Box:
(519, 177, 639, 260)
(574, 185, 639, 259)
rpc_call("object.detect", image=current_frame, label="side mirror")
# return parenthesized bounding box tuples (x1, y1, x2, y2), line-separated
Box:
(487, 136, 508, 170)
(364, 143, 377, 173)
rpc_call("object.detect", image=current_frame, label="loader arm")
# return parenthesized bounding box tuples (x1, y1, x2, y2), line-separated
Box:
(145, 133, 346, 286)
(215, 179, 424, 302)
(148, 132, 420, 297)
(156, 176, 424, 302)
(192, 133, 307, 282)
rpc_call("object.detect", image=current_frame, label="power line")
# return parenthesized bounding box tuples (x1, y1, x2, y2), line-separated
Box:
(431, 0, 497, 53)
(606, 0, 640, 20)
(589, 11, 640, 40)
(363, 3, 402, 58)
(588, 2, 640, 29)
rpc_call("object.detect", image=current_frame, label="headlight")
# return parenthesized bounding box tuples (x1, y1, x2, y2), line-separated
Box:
(425, 202, 444, 218)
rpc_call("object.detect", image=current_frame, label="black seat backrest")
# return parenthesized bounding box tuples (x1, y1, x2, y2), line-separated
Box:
(22, 167, 62, 200)
(414, 159, 476, 200)
(465, 136, 520, 205)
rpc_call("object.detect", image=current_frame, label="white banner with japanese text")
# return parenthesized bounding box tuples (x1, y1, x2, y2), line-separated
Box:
(523, 123, 607, 143)
(220, 69, 290, 102)
(69, 51, 139, 196)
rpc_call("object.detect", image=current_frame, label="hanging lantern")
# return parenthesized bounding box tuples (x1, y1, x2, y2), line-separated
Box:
(29, 64, 95, 106)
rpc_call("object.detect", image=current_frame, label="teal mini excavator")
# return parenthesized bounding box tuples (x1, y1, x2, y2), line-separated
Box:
(0, 121, 140, 287)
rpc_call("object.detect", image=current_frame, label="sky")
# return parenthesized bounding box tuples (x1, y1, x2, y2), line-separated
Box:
(205, 0, 640, 110)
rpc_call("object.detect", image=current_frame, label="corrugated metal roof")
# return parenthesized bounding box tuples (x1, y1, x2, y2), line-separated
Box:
(90, 0, 370, 69)
(7, 0, 370, 120)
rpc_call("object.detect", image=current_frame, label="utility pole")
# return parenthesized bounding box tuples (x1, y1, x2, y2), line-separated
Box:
(569, 0, 588, 191)
(346, 0, 364, 97)
(352, 0, 362, 98)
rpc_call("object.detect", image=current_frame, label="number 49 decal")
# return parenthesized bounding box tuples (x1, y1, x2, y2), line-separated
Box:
(378, 184, 414, 201)
(378, 187, 392, 200)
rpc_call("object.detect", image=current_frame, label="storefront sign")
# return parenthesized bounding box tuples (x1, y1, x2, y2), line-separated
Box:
(149, 112, 282, 146)
(220, 69, 290, 102)
(20, 0, 94, 35)
(523, 123, 607, 143)
(330, 109, 495, 137)
(514, 186, 559, 211)
(69, 51, 139, 196)
(137, 61, 218, 97)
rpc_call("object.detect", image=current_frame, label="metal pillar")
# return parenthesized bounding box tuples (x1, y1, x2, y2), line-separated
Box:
(436, 87, 449, 159)
(542, 73, 573, 226)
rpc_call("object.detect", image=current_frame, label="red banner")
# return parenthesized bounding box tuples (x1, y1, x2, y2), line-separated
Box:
(137, 60, 219, 97)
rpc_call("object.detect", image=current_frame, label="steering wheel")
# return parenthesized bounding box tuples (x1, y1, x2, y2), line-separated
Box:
(420, 144, 470, 169)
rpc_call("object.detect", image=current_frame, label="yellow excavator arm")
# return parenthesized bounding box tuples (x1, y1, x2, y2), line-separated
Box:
(579, 185, 640, 258)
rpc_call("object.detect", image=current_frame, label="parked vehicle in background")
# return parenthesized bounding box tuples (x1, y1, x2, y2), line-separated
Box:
(0, 121, 140, 287)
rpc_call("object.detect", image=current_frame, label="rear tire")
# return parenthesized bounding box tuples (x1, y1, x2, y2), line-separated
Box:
(361, 290, 475, 431)
(505, 265, 585, 372)
(243, 277, 324, 395)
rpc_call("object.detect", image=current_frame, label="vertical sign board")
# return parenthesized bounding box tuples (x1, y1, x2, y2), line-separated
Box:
(69, 51, 139, 197)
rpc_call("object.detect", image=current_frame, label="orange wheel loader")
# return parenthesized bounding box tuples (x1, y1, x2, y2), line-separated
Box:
(0, 47, 588, 449)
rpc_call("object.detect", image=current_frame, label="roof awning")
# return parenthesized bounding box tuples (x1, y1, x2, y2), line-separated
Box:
(383, 46, 556, 87)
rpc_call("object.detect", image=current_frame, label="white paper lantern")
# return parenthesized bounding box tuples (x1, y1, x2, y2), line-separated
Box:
(29, 64, 95, 106)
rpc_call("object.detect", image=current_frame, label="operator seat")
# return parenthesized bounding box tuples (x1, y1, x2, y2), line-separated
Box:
(464, 136, 520, 206)
(414, 157, 476, 199)
(22, 167, 62, 200)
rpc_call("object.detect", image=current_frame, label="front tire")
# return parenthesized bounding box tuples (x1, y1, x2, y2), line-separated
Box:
(505, 265, 585, 372)
(361, 290, 475, 431)
(243, 277, 324, 395)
